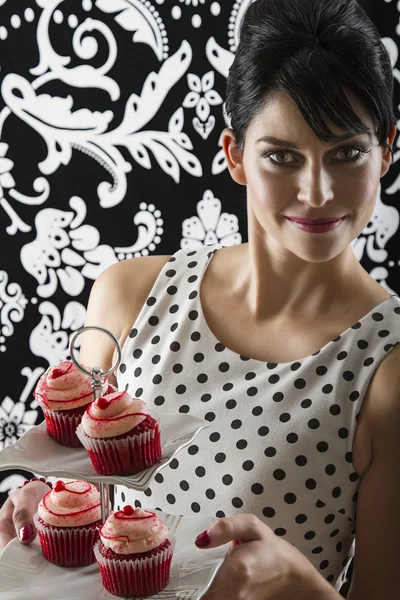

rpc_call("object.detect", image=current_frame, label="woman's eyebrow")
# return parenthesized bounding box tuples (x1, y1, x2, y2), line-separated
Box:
(256, 132, 372, 149)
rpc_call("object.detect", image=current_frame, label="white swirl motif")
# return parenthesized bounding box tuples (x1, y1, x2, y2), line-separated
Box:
(0, 380, 38, 449)
(20, 196, 118, 298)
(29, 300, 86, 366)
(181, 189, 242, 249)
(183, 71, 223, 140)
(0, 271, 28, 351)
(0, 1, 201, 210)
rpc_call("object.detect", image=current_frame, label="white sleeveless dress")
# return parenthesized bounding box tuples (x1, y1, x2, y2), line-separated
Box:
(115, 244, 400, 592)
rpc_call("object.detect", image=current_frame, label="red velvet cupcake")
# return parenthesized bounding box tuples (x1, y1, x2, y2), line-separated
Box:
(33, 480, 102, 567)
(94, 505, 174, 597)
(34, 360, 113, 447)
(76, 390, 161, 475)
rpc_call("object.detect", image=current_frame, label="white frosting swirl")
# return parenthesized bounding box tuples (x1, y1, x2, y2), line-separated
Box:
(37, 480, 101, 527)
(81, 391, 148, 439)
(34, 361, 107, 412)
(100, 506, 169, 554)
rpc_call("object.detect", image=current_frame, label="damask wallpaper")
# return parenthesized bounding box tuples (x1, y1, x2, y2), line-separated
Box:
(0, 0, 399, 518)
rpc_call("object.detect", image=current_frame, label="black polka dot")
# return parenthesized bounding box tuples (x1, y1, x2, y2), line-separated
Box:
(206, 412, 216, 422)
(329, 405, 341, 416)
(176, 384, 186, 394)
(189, 310, 199, 321)
(154, 473, 164, 484)
(215, 343, 225, 352)
(316, 366, 327, 376)
(284, 493, 297, 504)
(305, 478, 317, 490)
(372, 312, 384, 321)
(151, 335, 160, 344)
(129, 328, 138, 338)
(267, 363, 278, 369)
(179, 405, 190, 413)
(152, 355, 161, 364)
(338, 428, 348, 439)
(135, 388, 143, 397)
(206, 488, 215, 498)
(180, 480, 189, 491)
(209, 432, 220, 442)
(269, 375, 280, 384)
(349, 391, 360, 402)
(274, 469, 286, 481)
(216, 510, 225, 518)
(252, 406, 263, 416)
(191, 332, 201, 341)
(279, 413, 291, 423)
(222, 474, 233, 485)
(236, 439, 247, 450)
(232, 497, 243, 508)
(247, 387, 258, 396)
(167, 286, 178, 295)
(195, 466, 206, 477)
(242, 460, 254, 471)
(295, 514, 307, 524)
(265, 447, 277, 457)
(188, 275, 198, 283)
(170, 323, 179, 332)
(191, 502, 201, 513)
(231, 419, 242, 429)
(291, 363, 302, 371)
(295, 455, 307, 466)
(322, 384, 333, 394)
(343, 371, 354, 381)
(245, 372, 256, 380)
(312, 546, 324, 554)
(189, 291, 198, 300)
(332, 487, 342, 498)
(134, 367, 142, 377)
(169, 459, 179, 469)
(275, 528, 287, 536)
(364, 357, 374, 367)
(301, 399, 312, 408)
(134, 500, 142, 508)
(194, 353, 204, 362)
(223, 383, 234, 391)
(308, 419, 320, 430)
(188, 445, 199, 455)
(226, 399, 237, 409)
(166, 270, 176, 278)
(188, 261, 198, 269)
(119, 363, 126, 374)
(133, 349, 142, 359)
(148, 316, 159, 326)
(351, 322, 361, 330)
(325, 464, 336, 476)
(273, 392, 284, 403)
(173, 363, 183, 374)
(197, 374, 208, 383)
(263, 507, 275, 518)
(152, 375, 162, 384)
(170, 342, 180, 352)
(144, 488, 152, 497)
(305, 531, 316, 540)
(337, 351, 347, 360)
(258, 426, 269, 436)
(169, 305, 179, 314)
(215, 452, 226, 463)
(287, 433, 298, 444)
(357, 340, 368, 350)
(154, 396, 165, 406)
(324, 514, 335, 524)
(317, 441, 329, 453)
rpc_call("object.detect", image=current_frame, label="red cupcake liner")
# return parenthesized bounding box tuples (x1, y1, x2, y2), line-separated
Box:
(33, 514, 101, 567)
(76, 416, 162, 475)
(94, 538, 174, 597)
(42, 405, 89, 448)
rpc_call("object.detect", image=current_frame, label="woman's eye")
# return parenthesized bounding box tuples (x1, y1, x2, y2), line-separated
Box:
(265, 150, 295, 164)
(336, 147, 359, 161)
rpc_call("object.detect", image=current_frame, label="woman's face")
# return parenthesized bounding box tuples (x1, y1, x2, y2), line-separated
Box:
(223, 91, 396, 264)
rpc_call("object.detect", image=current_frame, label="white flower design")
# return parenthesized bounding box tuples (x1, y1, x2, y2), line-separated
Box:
(0, 271, 28, 352)
(181, 190, 242, 249)
(0, 143, 16, 198)
(179, 0, 206, 5)
(183, 71, 223, 139)
(0, 396, 37, 449)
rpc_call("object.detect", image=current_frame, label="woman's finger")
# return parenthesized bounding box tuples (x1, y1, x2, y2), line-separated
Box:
(11, 481, 49, 545)
(0, 497, 17, 551)
(195, 514, 267, 549)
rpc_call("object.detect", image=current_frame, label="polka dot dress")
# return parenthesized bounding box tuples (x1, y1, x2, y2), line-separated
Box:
(115, 244, 400, 592)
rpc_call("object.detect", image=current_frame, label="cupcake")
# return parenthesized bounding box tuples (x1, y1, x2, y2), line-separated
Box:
(34, 360, 112, 447)
(33, 479, 102, 567)
(76, 390, 161, 475)
(94, 505, 174, 597)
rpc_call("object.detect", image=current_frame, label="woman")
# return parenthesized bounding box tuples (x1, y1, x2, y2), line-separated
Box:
(1, 0, 398, 598)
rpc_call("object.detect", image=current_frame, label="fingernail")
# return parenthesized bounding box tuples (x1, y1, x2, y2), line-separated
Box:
(19, 525, 34, 542)
(195, 530, 211, 548)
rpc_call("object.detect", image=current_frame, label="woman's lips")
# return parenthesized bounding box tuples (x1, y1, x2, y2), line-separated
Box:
(285, 216, 346, 233)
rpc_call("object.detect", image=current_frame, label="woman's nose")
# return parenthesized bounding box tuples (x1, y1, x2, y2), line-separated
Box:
(297, 165, 335, 207)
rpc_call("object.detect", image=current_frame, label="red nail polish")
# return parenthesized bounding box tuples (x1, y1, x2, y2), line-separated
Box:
(19, 525, 34, 542)
(195, 530, 211, 548)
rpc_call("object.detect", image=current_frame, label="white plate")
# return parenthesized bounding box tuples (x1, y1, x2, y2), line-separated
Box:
(0, 415, 209, 491)
(0, 510, 228, 600)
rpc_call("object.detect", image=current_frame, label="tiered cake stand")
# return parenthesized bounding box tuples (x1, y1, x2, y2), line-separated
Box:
(0, 327, 229, 600)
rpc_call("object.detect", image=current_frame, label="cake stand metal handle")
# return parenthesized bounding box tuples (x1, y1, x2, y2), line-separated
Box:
(69, 326, 122, 522)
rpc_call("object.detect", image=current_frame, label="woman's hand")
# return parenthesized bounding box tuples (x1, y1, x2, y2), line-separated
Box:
(0, 481, 49, 552)
(195, 514, 326, 600)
